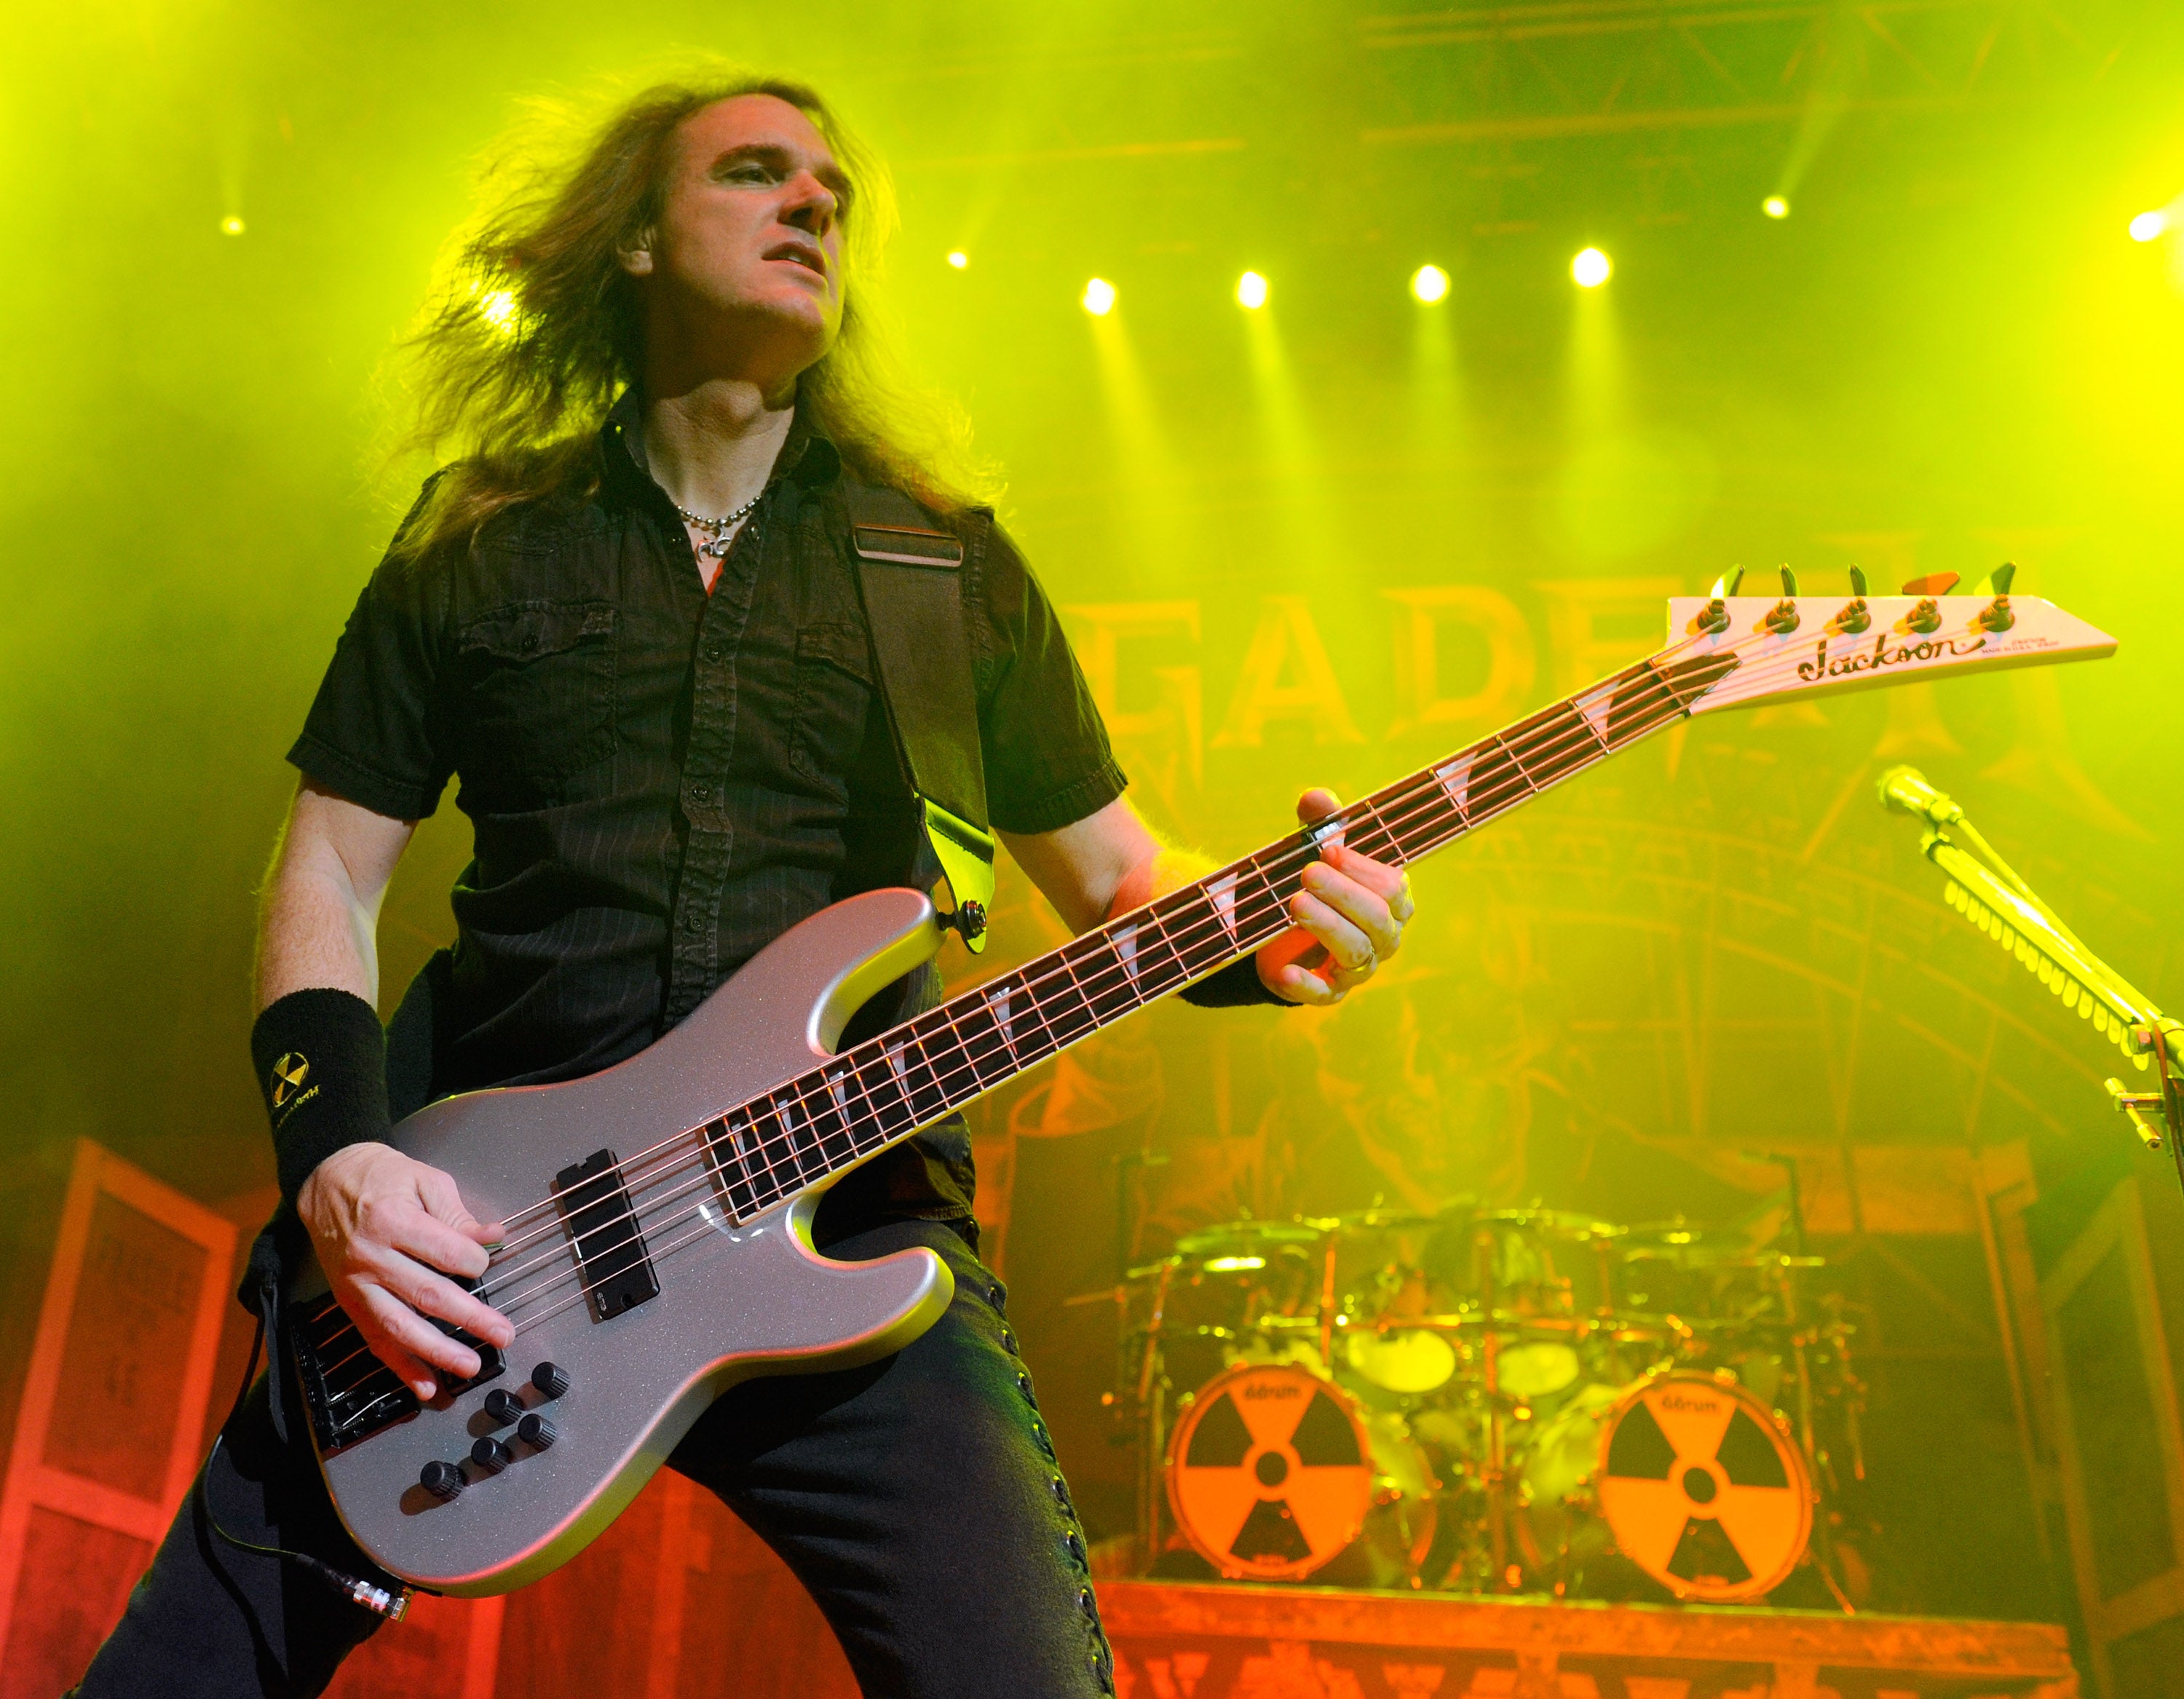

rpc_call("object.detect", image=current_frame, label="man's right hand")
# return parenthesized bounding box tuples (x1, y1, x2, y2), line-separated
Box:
(297, 1141, 513, 1400)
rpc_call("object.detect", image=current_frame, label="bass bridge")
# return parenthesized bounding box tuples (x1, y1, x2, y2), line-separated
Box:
(290, 1289, 505, 1453)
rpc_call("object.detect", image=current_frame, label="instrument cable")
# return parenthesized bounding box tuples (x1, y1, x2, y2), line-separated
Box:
(194, 1312, 413, 1620)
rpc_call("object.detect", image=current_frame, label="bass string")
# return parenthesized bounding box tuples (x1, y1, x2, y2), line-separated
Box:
(468, 636, 1773, 1286)
(458, 657, 1739, 1327)
(471, 633, 1737, 1263)
(339, 657, 1703, 1352)
(344, 614, 1916, 1381)
(310, 639, 1781, 1386)
(313, 631, 1805, 1380)
(315, 630, 1815, 1392)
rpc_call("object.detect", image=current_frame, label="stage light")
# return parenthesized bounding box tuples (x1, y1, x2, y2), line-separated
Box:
(219, 215, 245, 237)
(480, 288, 518, 332)
(1235, 270, 1269, 310)
(1082, 277, 1117, 316)
(1572, 247, 1612, 288)
(1410, 264, 1449, 304)
(2129, 210, 2168, 243)
(1762, 196, 1790, 220)
(946, 249, 969, 269)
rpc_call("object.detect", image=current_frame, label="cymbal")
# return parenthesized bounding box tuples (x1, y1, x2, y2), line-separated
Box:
(1173, 1219, 1329, 1259)
(1621, 1218, 1717, 1247)
(1327, 1208, 1443, 1234)
(1622, 1240, 1827, 1271)
(1458, 1206, 1625, 1240)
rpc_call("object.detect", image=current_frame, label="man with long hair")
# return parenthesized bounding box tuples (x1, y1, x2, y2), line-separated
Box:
(74, 71, 1411, 1698)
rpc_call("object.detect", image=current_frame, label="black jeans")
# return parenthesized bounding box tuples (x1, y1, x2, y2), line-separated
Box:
(73, 1220, 1114, 1698)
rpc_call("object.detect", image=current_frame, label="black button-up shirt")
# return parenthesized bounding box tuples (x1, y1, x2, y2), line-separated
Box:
(290, 395, 1125, 1226)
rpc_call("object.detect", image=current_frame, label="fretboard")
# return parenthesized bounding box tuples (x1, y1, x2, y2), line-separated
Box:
(697, 645, 1733, 1221)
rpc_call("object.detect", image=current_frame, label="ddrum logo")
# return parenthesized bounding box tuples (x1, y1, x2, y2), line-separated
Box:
(1797, 631, 1988, 684)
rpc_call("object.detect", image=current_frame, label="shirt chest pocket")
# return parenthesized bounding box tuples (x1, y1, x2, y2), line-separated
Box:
(454, 601, 617, 807)
(790, 621, 874, 789)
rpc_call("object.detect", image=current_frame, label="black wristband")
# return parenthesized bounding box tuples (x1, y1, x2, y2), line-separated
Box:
(251, 989, 392, 1207)
(1179, 954, 1291, 1010)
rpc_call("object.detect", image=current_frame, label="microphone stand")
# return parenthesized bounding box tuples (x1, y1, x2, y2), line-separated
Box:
(1883, 777, 2184, 1198)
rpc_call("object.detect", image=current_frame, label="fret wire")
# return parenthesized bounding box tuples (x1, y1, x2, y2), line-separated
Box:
(1353, 793, 1405, 867)
(848, 1035, 923, 1165)
(1515, 705, 1584, 779)
(1057, 935, 1112, 1022)
(775, 1085, 815, 1181)
(1101, 924, 1153, 1015)
(1037, 937, 1104, 1039)
(1494, 727, 1548, 792)
(1573, 678, 1623, 756)
(1147, 891, 1203, 989)
(859, 1045, 912, 1150)
(731, 1106, 780, 1211)
(1030, 956, 1077, 1049)
(772, 1096, 810, 1188)
(1246, 849, 1291, 954)
(999, 969, 1053, 1066)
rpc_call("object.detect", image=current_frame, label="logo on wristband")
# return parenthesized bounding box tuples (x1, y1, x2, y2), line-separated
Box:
(271, 1052, 312, 1109)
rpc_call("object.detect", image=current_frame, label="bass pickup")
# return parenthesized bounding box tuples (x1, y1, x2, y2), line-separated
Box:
(555, 1148, 661, 1320)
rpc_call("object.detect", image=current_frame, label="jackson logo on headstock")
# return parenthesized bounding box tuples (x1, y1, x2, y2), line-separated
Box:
(1797, 630, 1989, 684)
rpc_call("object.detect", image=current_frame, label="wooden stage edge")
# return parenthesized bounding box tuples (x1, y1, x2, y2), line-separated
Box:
(1096, 1580, 2081, 1699)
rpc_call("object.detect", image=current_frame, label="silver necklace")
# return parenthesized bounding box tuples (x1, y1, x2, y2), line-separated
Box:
(673, 491, 764, 560)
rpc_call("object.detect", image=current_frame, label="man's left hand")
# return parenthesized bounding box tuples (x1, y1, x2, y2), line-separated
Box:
(1256, 788, 1415, 1006)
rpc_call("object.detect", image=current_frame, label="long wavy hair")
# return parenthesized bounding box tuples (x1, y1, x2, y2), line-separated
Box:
(386, 68, 997, 560)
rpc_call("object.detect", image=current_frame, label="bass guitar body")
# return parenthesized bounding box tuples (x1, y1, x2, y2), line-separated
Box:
(287, 887, 958, 1596)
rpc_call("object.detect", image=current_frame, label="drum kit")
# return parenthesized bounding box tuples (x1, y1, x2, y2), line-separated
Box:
(1109, 1203, 1864, 1604)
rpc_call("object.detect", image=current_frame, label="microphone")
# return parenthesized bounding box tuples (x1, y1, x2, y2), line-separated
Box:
(1876, 764, 1963, 827)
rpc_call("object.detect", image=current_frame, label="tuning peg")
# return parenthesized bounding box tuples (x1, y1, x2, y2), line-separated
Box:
(1708, 567, 1746, 598)
(1848, 565, 1867, 595)
(1828, 587, 1872, 635)
(1901, 597, 1943, 635)
(1973, 562, 2017, 597)
(1901, 572, 1960, 596)
(1778, 566, 1798, 596)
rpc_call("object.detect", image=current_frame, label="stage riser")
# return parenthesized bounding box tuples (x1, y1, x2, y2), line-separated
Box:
(1100, 1582, 2078, 1699)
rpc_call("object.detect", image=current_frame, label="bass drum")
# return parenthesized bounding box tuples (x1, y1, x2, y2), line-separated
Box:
(1515, 1371, 1813, 1603)
(1166, 1361, 1436, 1585)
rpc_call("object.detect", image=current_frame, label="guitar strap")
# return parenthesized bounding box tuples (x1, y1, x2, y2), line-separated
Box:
(845, 483, 997, 953)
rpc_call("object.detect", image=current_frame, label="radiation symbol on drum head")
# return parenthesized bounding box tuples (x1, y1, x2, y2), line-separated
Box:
(1596, 1371, 1813, 1602)
(1166, 1362, 1375, 1580)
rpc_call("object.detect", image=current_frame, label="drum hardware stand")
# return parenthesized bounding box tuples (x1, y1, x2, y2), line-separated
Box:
(1131, 1256, 1175, 1576)
(1880, 764, 2184, 1196)
(1318, 1237, 1341, 1373)
(1112, 1148, 1169, 1287)
(1470, 1223, 1518, 1588)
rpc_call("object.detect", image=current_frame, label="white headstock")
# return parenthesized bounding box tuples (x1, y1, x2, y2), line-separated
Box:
(1664, 578, 2115, 716)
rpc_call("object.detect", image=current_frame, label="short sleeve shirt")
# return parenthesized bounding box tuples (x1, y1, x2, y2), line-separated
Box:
(290, 397, 1125, 1227)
